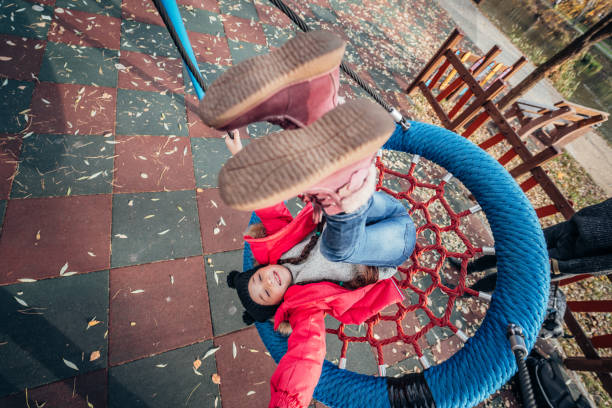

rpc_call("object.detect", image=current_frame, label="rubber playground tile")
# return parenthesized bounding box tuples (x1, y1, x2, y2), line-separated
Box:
(47, 8, 121, 49)
(0, 270, 109, 396)
(10, 134, 114, 198)
(309, 3, 338, 24)
(110, 190, 202, 268)
(180, 6, 224, 36)
(343, 42, 366, 67)
(108, 256, 212, 365)
(0, 0, 52, 39)
(190, 137, 230, 188)
(368, 68, 402, 93)
(222, 15, 266, 46)
(324, 316, 379, 376)
(108, 340, 220, 408)
(113, 135, 195, 193)
(29, 82, 116, 136)
(0, 35, 46, 81)
(246, 121, 282, 138)
(204, 249, 249, 336)
(177, 0, 219, 13)
(0, 80, 35, 134)
(55, 0, 122, 18)
(227, 38, 268, 65)
(213, 326, 277, 408)
(183, 94, 249, 139)
(38, 42, 119, 87)
(0, 369, 107, 408)
(428, 333, 464, 366)
(0, 200, 5, 232)
(261, 23, 296, 49)
(217, 0, 259, 20)
(117, 51, 184, 94)
(252, 2, 292, 28)
(121, 0, 164, 26)
(0, 195, 111, 285)
(197, 188, 250, 254)
(120, 20, 179, 58)
(182, 62, 227, 96)
(0, 136, 21, 200)
(188, 31, 232, 66)
(115, 88, 188, 136)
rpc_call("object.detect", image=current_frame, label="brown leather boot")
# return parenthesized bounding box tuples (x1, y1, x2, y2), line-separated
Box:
(198, 30, 345, 131)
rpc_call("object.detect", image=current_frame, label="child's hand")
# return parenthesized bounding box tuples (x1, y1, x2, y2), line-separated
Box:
(225, 130, 243, 156)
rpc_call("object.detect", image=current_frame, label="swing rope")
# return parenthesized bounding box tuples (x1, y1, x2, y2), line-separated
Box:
(248, 121, 549, 408)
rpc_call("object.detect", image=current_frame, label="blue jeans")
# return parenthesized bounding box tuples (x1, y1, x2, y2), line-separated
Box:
(320, 192, 416, 267)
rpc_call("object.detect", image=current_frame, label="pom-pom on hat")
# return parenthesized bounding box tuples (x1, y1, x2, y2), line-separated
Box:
(227, 267, 280, 325)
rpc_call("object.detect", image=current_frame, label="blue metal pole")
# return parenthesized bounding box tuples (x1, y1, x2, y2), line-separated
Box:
(159, 0, 205, 99)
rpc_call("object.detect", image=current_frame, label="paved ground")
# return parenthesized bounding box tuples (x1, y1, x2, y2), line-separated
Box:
(436, 0, 612, 195)
(0, 0, 565, 407)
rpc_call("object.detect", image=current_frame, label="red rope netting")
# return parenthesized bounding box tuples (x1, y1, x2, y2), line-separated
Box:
(324, 152, 494, 374)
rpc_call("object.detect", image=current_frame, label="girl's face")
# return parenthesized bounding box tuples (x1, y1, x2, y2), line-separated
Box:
(248, 264, 292, 306)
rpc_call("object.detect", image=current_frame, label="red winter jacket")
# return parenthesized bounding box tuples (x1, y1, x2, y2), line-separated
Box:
(270, 280, 404, 408)
(243, 202, 405, 408)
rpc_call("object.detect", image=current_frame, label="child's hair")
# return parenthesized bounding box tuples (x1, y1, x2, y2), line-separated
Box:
(278, 220, 379, 289)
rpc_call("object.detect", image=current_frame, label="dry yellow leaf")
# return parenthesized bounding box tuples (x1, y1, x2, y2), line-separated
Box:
(193, 358, 202, 370)
(36, 230, 41, 240)
(90, 350, 101, 361)
(87, 319, 102, 329)
(211, 373, 221, 384)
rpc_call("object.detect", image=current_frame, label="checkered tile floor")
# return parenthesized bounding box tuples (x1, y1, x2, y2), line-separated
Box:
(0, 0, 519, 406)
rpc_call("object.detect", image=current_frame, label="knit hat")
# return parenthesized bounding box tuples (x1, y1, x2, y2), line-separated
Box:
(227, 267, 280, 325)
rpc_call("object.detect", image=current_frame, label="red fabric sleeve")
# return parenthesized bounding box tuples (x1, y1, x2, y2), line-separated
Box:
(246, 203, 316, 265)
(269, 308, 326, 408)
(254, 203, 294, 235)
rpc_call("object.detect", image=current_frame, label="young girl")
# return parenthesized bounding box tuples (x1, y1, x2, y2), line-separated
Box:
(199, 30, 416, 408)
(224, 129, 416, 408)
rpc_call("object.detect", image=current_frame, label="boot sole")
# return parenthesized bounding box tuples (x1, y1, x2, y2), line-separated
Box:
(219, 99, 395, 211)
(199, 30, 346, 129)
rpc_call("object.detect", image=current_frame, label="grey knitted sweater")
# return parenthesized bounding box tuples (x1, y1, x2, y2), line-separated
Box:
(282, 231, 397, 284)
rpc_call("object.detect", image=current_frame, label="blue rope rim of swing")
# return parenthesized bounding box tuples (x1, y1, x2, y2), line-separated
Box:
(242, 121, 550, 408)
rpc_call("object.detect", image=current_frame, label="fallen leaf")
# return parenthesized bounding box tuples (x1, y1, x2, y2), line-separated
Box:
(0, 56, 13, 61)
(156, 363, 167, 368)
(192, 366, 203, 376)
(158, 229, 170, 235)
(130, 322, 136, 326)
(87, 318, 101, 329)
(211, 373, 221, 384)
(14, 296, 28, 307)
(115, 234, 128, 239)
(59, 262, 69, 275)
(130, 289, 145, 294)
(246, 391, 255, 396)
(203, 346, 220, 360)
(193, 358, 202, 370)
(63, 358, 79, 370)
(17, 278, 37, 283)
(89, 350, 100, 361)
(232, 342, 237, 359)
(36, 230, 41, 240)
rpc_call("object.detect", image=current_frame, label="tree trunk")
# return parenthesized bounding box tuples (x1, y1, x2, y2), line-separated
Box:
(496, 11, 612, 111)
